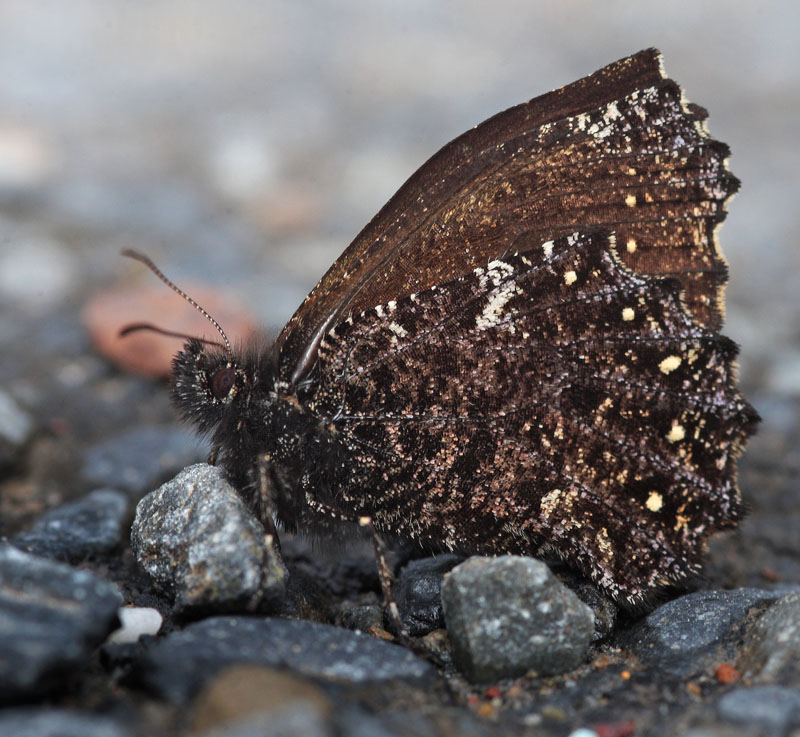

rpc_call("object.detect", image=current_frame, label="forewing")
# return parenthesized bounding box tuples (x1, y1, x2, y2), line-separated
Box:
(279, 49, 737, 383)
(307, 230, 757, 602)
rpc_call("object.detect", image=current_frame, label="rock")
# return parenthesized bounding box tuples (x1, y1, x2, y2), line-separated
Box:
(739, 593, 800, 684)
(0, 708, 133, 737)
(441, 556, 594, 682)
(131, 464, 287, 614)
(394, 554, 462, 636)
(190, 665, 332, 736)
(106, 606, 163, 645)
(10, 488, 128, 561)
(129, 615, 437, 703)
(716, 686, 800, 734)
(614, 588, 780, 676)
(0, 389, 34, 466)
(338, 601, 385, 634)
(81, 425, 207, 497)
(196, 708, 332, 737)
(0, 544, 122, 701)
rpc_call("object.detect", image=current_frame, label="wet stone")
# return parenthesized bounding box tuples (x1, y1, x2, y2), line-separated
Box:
(739, 593, 800, 684)
(394, 554, 462, 636)
(613, 588, 781, 676)
(716, 686, 800, 734)
(129, 615, 437, 703)
(10, 488, 128, 562)
(0, 708, 134, 737)
(441, 556, 594, 682)
(81, 425, 207, 497)
(0, 544, 122, 701)
(0, 389, 34, 467)
(130, 464, 287, 614)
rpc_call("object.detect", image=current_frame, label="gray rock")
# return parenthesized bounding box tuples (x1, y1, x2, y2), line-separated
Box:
(131, 464, 287, 614)
(0, 708, 134, 737)
(441, 556, 594, 682)
(81, 425, 207, 496)
(0, 544, 122, 701)
(395, 554, 462, 636)
(0, 389, 34, 466)
(130, 615, 437, 703)
(197, 708, 333, 737)
(614, 588, 780, 676)
(11, 488, 128, 561)
(338, 602, 384, 633)
(716, 686, 800, 734)
(740, 593, 800, 684)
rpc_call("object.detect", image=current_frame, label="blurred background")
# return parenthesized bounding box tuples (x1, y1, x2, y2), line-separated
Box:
(0, 0, 798, 424)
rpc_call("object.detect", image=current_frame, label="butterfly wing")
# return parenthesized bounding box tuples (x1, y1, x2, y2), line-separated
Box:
(278, 49, 737, 384)
(306, 230, 757, 602)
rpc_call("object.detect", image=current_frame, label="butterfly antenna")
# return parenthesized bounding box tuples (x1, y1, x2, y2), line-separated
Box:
(122, 249, 233, 362)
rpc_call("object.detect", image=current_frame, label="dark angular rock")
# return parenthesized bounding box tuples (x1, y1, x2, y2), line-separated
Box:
(129, 615, 437, 703)
(11, 488, 128, 561)
(716, 686, 800, 734)
(130, 464, 287, 614)
(614, 588, 781, 676)
(0, 389, 34, 467)
(441, 556, 594, 682)
(0, 708, 134, 737)
(0, 544, 122, 701)
(81, 425, 207, 496)
(338, 601, 384, 634)
(739, 593, 800, 684)
(394, 554, 462, 636)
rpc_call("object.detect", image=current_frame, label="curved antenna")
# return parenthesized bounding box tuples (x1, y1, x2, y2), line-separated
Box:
(118, 322, 227, 350)
(122, 249, 233, 362)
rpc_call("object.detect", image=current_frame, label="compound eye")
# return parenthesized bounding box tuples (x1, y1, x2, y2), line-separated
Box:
(211, 367, 235, 399)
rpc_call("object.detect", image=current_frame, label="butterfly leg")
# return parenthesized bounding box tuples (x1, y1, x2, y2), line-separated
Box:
(300, 491, 411, 644)
(358, 515, 409, 643)
(244, 454, 285, 612)
(256, 454, 281, 553)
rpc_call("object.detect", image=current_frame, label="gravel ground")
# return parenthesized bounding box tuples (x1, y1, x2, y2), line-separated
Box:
(1, 3, 799, 736)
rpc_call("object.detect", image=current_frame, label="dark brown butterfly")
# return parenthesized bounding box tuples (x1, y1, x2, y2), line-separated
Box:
(135, 49, 758, 605)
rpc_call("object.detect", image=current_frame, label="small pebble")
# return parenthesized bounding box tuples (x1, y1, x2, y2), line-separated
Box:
(11, 488, 128, 561)
(612, 588, 781, 676)
(442, 556, 594, 682)
(129, 615, 437, 703)
(131, 463, 287, 614)
(716, 685, 800, 733)
(0, 708, 133, 737)
(0, 544, 122, 701)
(189, 664, 331, 734)
(394, 554, 462, 636)
(106, 606, 163, 645)
(739, 592, 800, 682)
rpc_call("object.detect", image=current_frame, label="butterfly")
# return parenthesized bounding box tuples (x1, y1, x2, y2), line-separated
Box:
(129, 48, 758, 605)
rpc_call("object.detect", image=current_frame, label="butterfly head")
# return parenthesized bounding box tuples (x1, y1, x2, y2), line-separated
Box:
(170, 338, 249, 436)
